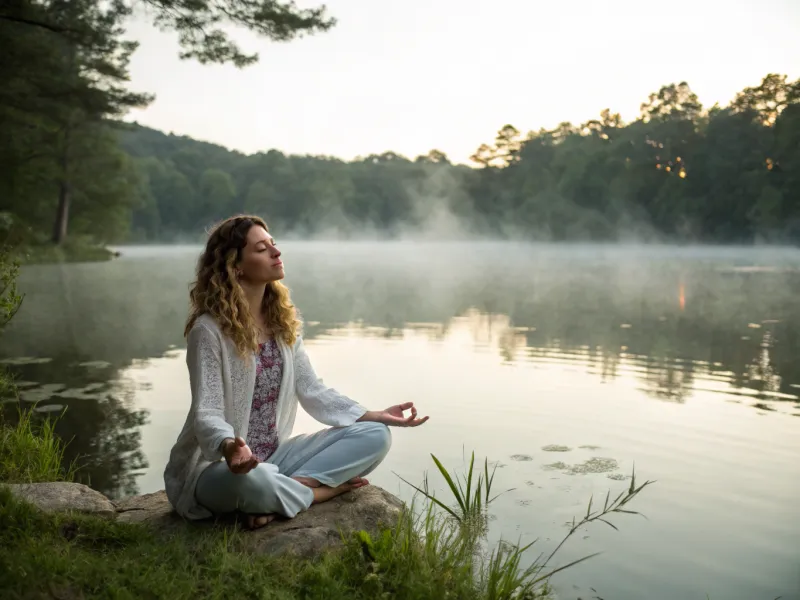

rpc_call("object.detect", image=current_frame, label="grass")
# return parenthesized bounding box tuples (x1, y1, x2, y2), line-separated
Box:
(0, 479, 557, 600)
(0, 366, 16, 401)
(395, 450, 654, 599)
(0, 408, 654, 600)
(0, 406, 77, 484)
(398, 451, 512, 525)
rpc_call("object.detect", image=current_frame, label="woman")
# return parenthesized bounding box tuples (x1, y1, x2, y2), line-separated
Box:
(164, 215, 428, 529)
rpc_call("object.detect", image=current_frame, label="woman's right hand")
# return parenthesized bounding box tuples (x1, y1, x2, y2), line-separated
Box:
(222, 437, 258, 474)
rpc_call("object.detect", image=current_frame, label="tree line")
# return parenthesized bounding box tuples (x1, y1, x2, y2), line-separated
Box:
(1, 2, 799, 246)
(123, 74, 800, 244)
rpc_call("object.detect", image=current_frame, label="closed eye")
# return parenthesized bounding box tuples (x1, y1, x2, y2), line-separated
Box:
(257, 240, 276, 252)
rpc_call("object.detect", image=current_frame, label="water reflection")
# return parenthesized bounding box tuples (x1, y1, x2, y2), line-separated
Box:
(305, 312, 799, 416)
(1, 244, 799, 499)
(1, 355, 149, 499)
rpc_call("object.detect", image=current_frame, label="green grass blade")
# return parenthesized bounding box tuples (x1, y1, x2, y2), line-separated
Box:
(395, 473, 463, 522)
(465, 451, 475, 511)
(431, 454, 467, 514)
(530, 552, 602, 585)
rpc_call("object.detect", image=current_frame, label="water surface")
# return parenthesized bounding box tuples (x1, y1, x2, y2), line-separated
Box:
(2, 243, 799, 600)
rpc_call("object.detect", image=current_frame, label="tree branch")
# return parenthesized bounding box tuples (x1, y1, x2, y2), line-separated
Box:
(0, 14, 76, 35)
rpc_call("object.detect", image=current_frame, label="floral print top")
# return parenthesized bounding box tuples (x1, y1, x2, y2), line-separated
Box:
(246, 338, 283, 462)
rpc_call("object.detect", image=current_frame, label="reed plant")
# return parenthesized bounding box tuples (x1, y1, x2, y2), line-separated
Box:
(382, 450, 654, 599)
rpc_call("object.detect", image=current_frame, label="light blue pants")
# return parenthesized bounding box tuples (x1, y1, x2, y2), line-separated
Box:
(195, 421, 391, 518)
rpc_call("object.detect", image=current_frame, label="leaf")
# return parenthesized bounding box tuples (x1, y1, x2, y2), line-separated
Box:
(530, 552, 602, 585)
(598, 518, 618, 531)
(465, 450, 475, 509)
(431, 454, 467, 514)
(395, 473, 462, 522)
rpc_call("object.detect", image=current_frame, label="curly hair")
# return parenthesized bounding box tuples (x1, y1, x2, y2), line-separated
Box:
(184, 215, 302, 356)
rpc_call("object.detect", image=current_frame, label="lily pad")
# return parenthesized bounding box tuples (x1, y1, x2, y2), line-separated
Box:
(566, 457, 619, 475)
(0, 357, 52, 366)
(78, 361, 112, 369)
(34, 403, 65, 414)
(543, 461, 568, 471)
(542, 444, 572, 452)
(510, 454, 533, 461)
(543, 457, 620, 476)
(19, 384, 67, 403)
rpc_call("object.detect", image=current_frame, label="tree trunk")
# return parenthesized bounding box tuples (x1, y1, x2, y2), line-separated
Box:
(53, 28, 76, 247)
(52, 180, 70, 244)
(52, 127, 71, 245)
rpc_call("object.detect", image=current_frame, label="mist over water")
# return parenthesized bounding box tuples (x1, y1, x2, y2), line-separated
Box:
(2, 241, 799, 600)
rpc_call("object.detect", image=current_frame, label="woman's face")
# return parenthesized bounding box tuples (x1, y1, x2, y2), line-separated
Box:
(237, 224, 284, 283)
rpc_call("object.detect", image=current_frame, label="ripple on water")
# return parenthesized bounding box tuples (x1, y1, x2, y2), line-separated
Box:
(542, 444, 572, 452)
(579, 445, 601, 450)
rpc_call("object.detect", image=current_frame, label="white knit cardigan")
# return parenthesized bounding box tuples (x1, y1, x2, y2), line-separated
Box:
(163, 314, 367, 519)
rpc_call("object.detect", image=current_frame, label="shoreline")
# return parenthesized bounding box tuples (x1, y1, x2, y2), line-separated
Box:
(14, 242, 120, 266)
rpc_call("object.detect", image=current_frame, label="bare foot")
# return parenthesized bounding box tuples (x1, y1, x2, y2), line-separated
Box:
(293, 476, 370, 489)
(246, 514, 275, 530)
(349, 476, 369, 489)
(311, 478, 369, 504)
(292, 476, 322, 488)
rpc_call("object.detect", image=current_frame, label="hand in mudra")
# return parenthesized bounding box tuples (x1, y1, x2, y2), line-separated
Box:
(381, 402, 429, 427)
(223, 436, 259, 474)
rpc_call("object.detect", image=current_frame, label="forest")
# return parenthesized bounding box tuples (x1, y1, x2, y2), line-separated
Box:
(2, 1, 799, 247)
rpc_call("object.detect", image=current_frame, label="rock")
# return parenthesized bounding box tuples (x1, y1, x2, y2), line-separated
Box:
(3, 482, 117, 519)
(116, 485, 404, 558)
(6, 479, 404, 559)
(246, 485, 404, 558)
(115, 490, 173, 525)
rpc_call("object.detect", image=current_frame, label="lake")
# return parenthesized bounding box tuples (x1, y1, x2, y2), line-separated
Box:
(2, 242, 799, 600)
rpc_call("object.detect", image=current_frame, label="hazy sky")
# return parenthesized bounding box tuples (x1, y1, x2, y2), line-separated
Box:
(124, 0, 800, 164)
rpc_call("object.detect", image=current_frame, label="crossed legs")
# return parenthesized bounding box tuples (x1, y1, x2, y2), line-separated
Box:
(195, 422, 391, 528)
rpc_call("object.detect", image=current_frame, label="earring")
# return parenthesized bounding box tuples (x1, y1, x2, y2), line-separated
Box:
(235, 269, 243, 278)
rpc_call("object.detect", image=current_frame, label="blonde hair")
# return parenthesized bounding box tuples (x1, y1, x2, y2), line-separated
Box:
(184, 215, 302, 356)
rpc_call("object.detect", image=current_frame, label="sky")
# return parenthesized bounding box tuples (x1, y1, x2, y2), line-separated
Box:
(124, 0, 800, 165)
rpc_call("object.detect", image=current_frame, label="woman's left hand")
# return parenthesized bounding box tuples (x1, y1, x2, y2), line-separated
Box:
(370, 402, 429, 427)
